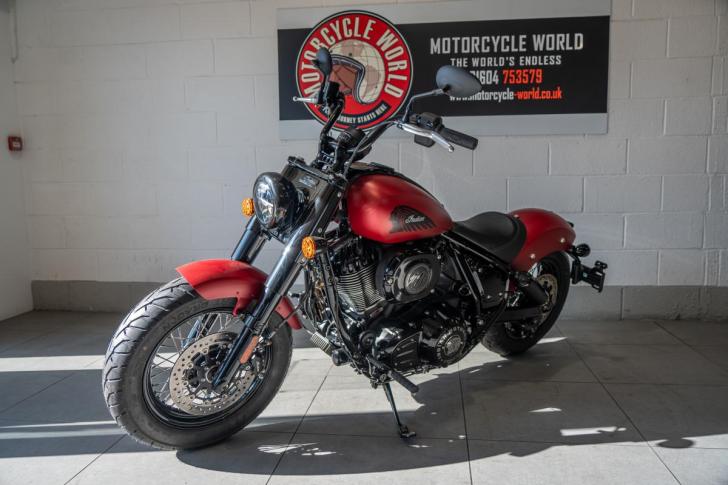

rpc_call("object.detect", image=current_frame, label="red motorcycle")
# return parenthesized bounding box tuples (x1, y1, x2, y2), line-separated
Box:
(103, 48, 606, 448)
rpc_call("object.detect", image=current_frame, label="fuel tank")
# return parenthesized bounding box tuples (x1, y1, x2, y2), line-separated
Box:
(346, 174, 453, 244)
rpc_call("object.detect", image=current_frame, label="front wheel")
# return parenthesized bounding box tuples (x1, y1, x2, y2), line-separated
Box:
(481, 251, 570, 356)
(102, 278, 292, 450)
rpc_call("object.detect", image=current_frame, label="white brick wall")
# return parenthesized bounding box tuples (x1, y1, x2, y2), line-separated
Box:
(0, 5, 32, 319)
(9, 0, 728, 287)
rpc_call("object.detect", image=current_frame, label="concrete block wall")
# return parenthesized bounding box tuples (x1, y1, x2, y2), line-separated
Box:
(10, 0, 728, 297)
(0, 1, 32, 320)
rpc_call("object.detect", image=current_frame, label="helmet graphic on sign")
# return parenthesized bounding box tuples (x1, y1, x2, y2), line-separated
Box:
(296, 11, 413, 130)
(330, 39, 385, 105)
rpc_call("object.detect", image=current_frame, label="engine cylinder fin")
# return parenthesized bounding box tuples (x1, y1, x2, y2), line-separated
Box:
(337, 263, 383, 313)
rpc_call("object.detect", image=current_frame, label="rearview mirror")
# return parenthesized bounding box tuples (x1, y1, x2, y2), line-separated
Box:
(314, 47, 333, 77)
(436, 65, 482, 98)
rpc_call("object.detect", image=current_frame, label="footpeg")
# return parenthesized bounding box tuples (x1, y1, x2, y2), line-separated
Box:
(309, 332, 332, 354)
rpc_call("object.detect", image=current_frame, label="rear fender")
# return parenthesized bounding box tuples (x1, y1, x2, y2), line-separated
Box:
(509, 209, 575, 271)
(176, 259, 302, 329)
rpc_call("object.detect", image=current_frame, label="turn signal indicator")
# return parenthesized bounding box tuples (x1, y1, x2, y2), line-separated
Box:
(301, 236, 317, 259)
(241, 198, 254, 217)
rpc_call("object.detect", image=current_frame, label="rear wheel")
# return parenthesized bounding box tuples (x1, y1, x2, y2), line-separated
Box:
(481, 251, 570, 356)
(102, 278, 292, 450)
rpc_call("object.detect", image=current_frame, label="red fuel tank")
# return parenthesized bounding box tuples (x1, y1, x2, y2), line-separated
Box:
(346, 174, 453, 244)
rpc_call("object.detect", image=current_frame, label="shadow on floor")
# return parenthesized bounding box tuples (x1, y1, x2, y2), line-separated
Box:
(0, 338, 722, 475)
(176, 360, 708, 476)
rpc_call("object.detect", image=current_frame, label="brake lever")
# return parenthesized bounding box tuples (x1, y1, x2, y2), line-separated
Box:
(397, 122, 454, 152)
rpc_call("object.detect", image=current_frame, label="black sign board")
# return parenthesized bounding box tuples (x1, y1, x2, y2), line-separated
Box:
(277, 5, 610, 137)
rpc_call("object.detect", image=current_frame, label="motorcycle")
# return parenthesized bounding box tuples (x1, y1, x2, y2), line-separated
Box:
(103, 48, 607, 449)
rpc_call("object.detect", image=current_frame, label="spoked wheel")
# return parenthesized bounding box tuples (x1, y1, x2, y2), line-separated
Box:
(103, 279, 292, 450)
(481, 252, 570, 356)
(143, 311, 270, 426)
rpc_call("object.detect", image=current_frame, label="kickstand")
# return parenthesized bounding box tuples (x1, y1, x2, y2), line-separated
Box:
(383, 382, 416, 439)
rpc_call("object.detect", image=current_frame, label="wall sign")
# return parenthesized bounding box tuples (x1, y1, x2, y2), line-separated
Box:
(277, 0, 611, 138)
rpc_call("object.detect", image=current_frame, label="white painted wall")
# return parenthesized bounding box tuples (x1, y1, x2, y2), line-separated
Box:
(0, 1, 32, 319)
(11, 0, 728, 287)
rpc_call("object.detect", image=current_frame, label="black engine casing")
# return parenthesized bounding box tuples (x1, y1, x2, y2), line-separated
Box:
(376, 247, 441, 303)
(367, 306, 468, 372)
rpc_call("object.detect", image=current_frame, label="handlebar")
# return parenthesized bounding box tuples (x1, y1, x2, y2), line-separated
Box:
(397, 122, 454, 152)
(438, 126, 478, 150)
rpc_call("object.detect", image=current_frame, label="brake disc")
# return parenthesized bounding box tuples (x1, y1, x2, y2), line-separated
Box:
(169, 332, 256, 416)
(537, 273, 559, 319)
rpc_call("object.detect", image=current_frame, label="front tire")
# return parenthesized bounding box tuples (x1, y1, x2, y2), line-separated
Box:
(481, 251, 570, 356)
(102, 278, 292, 450)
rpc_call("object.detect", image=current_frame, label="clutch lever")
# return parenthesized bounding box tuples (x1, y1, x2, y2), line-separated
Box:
(397, 122, 454, 152)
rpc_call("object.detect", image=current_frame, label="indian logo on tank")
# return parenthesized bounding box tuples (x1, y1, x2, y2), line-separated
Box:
(390, 206, 435, 233)
(295, 11, 413, 130)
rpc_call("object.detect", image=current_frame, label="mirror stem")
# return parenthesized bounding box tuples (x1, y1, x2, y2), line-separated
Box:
(401, 88, 444, 122)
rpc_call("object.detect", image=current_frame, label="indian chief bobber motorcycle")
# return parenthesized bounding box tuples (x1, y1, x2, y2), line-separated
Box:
(103, 48, 607, 449)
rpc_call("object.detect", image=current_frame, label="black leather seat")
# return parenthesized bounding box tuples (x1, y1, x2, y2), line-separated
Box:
(451, 212, 526, 263)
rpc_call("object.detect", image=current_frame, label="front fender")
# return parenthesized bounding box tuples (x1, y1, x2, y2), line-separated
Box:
(509, 208, 575, 271)
(176, 259, 302, 329)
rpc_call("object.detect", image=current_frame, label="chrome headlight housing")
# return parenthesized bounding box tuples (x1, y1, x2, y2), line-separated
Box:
(253, 173, 298, 229)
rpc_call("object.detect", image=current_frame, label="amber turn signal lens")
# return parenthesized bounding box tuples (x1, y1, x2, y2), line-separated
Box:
(301, 236, 317, 259)
(241, 198, 254, 217)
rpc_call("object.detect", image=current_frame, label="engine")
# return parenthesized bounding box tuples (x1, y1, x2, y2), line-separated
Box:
(327, 237, 469, 372)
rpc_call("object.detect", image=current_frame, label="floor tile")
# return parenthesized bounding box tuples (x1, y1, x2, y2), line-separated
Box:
(693, 346, 728, 372)
(248, 389, 318, 433)
(657, 321, 728, 346)
(0, 354, 104, 372)
(573, 344, 728, 384)
(462, 380, 644, 445)
(468, 440, 678, 485)
(71, 432, 292, 485)
(0, 311, 100, 334)
(0, 328, 51, 353)
(319, 372, 370, 391)
(557, 320, 682, 345)
(606, 383, 728, 449)
(280, 356, 330, 392)
(0, 329, 112, 359)
(0, 369, 109, 424)
(459, 339, 596, 383)
(653, 447, 728, 485)
(0, 419, 123, 485)
(269, 433, 470, 484)
(0, 370, 73, 412)
(300, 372, 465, 439)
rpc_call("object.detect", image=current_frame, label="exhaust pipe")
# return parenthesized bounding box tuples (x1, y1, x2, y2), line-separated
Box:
(515, 273, 548, 306)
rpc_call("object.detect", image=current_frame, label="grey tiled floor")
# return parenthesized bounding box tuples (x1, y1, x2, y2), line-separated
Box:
(1, 312, 727, 484)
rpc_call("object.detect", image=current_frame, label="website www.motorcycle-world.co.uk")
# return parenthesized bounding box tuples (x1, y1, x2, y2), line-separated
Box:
(466, 85, 564, 103)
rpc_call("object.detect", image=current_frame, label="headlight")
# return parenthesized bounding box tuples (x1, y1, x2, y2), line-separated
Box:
(253, 173, 298, 229)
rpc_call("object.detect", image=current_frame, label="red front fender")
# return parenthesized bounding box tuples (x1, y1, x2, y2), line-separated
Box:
(509, 208, 575, 271)
(176, 259, 302, 329)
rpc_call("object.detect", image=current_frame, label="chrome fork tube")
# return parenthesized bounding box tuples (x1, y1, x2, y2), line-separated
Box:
(231, 216, 266, 263)
(212, 181, 344, 388)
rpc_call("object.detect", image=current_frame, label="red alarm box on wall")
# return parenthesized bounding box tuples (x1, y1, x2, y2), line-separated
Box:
(8, 136, 22, 152)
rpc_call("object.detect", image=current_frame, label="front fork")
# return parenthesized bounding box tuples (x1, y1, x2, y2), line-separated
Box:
(211, 181, 344, 388)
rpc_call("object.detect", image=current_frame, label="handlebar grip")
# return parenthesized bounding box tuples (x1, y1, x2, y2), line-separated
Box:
(438, 127, 478, 150)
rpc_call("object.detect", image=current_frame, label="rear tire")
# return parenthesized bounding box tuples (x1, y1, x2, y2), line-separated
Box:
(481, 252, 570, 356)
(102, 278, 292, 450)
